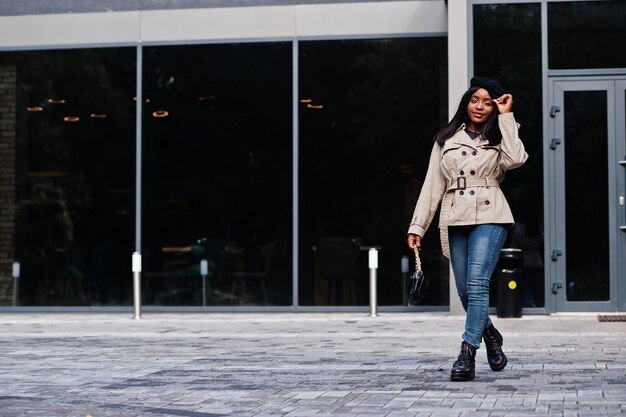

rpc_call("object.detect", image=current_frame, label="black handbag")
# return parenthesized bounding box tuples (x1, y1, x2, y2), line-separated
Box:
(407, 246, 428, 306)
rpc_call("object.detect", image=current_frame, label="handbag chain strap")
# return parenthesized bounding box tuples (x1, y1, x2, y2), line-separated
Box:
(413, 246, 422, 273)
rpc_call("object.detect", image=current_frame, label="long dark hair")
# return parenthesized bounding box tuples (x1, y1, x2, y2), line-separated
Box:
(434, 87, 503, 146)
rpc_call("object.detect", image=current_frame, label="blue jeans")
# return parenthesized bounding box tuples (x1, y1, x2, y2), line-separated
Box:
(449, 224, 508, 348)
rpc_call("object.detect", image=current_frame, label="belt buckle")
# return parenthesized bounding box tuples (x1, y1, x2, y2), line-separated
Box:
(457, 176, 467, 190)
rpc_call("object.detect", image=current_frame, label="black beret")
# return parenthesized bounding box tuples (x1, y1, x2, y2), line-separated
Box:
(470, 76, 505, 98)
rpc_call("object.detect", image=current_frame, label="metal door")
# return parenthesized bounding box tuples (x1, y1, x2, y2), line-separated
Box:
(549, 78, 626, 312)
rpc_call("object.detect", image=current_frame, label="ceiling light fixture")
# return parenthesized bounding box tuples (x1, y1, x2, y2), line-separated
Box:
(90, 113, 107, 119)
(300, 99, 312, 103)
(198, 96, 215, 101)
(63, 116, 80, 122)
(48, 98, 66, 104)
(152, 110, 169, 118)
(27, 106, 44, 112)
(307, 104, 324, 109)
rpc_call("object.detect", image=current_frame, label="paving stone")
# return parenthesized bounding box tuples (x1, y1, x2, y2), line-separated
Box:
(0, 313, 624, 416)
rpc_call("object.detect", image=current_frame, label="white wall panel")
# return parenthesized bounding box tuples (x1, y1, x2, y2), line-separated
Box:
(296, 1, 446, 37)
(0, 12, 140, 48)
(0, 1, 446, 48)
(140, 6, 296, 42)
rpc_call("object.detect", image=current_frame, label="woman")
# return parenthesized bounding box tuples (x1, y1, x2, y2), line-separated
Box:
(407, 76, 528, 381)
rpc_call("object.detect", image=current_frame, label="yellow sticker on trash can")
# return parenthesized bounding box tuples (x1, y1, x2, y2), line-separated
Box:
(508, 280, 517, 290)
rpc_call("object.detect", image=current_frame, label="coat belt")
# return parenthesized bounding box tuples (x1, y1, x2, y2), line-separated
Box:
(447, 176, 499, 192)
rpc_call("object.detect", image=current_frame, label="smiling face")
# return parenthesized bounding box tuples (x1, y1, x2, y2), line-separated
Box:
(466, 88, 495, 130)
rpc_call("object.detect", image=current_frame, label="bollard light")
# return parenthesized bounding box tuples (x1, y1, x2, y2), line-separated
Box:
(368, 248, 378, 269)
(200, 259, 208, 307)
(132, 252, 142, 273)
(400, 255, 409, 306)
(369, 249, 378, 317)
(401, 256, 409, 274)
(132, 252, 142, 320)
(12, 261, 20, 307)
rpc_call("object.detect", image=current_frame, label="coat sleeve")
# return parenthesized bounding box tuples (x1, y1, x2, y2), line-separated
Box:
(407, 142, 447, 237)
(498, 112, 528, 170)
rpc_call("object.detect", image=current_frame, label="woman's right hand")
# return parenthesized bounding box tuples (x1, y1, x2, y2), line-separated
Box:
(407, 233, 421, 250)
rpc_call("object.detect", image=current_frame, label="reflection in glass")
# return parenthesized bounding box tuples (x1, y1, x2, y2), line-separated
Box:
(474, 3, 545, 308)
(0, 48, 136, 306)
(142, 43, 292, 306)
(299, 38, 448, 306)
(564, 91, 609, 301)
(548, 1, 626, 69)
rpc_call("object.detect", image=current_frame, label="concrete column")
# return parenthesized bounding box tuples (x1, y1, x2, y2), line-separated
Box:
(447, 0, 470, 315)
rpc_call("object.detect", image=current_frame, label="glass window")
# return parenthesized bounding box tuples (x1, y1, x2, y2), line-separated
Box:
(564, 91, 609, 301)
(142, 42, 292, 307)
(0, 48, 136, 306)
(474, 3, 545, 308)
(298, 37, 448, 306)
(548, 1, 626, 69)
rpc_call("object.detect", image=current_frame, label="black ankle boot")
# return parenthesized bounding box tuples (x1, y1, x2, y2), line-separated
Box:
(483, 324, 507, 371)
(450, 341, 476, 381)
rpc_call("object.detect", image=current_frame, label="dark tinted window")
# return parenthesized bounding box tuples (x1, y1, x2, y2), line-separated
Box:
(0, 48, 136, 306)
(142, 43, 292, 307)
(298, 37, 448, 306)
(474, 3, 545, 308)
(549, 1, 626, 69)
(564, 91, 609, 301)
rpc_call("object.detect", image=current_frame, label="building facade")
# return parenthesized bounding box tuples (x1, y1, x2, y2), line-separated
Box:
(0, 0, 624, 313)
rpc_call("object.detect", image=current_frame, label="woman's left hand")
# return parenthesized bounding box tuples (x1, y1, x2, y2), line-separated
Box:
(493, 94, 513, 114)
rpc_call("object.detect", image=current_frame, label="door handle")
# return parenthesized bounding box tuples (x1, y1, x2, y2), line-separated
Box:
(550, 138, 561, 150)
(551, 249, 562, 262)
(549, 106, 560, 118)
(551, 282, 563, 294)
(622, 195, 626, 231)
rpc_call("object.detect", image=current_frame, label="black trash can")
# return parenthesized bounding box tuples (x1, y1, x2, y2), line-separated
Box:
(494, 248, 523, 318)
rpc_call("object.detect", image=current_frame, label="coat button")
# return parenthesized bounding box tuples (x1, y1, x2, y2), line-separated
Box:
(470, 170, 475, 175)
(485, 200, 490, 205)
(472, 151, 477, 156)
(470, 190, 475, 195)
(459, 190, 464, 195)
(462, 151, 467, 156)
(459, 170, 464, 175)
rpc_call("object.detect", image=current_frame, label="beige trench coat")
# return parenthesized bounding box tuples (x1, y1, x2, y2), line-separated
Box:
(407, 112, 528, 258)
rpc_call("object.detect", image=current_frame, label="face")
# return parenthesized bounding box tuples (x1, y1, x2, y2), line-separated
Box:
(466, 88, 495, 128)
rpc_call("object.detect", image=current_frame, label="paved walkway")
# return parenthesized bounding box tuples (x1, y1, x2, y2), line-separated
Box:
(0, 312, 625, 417)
